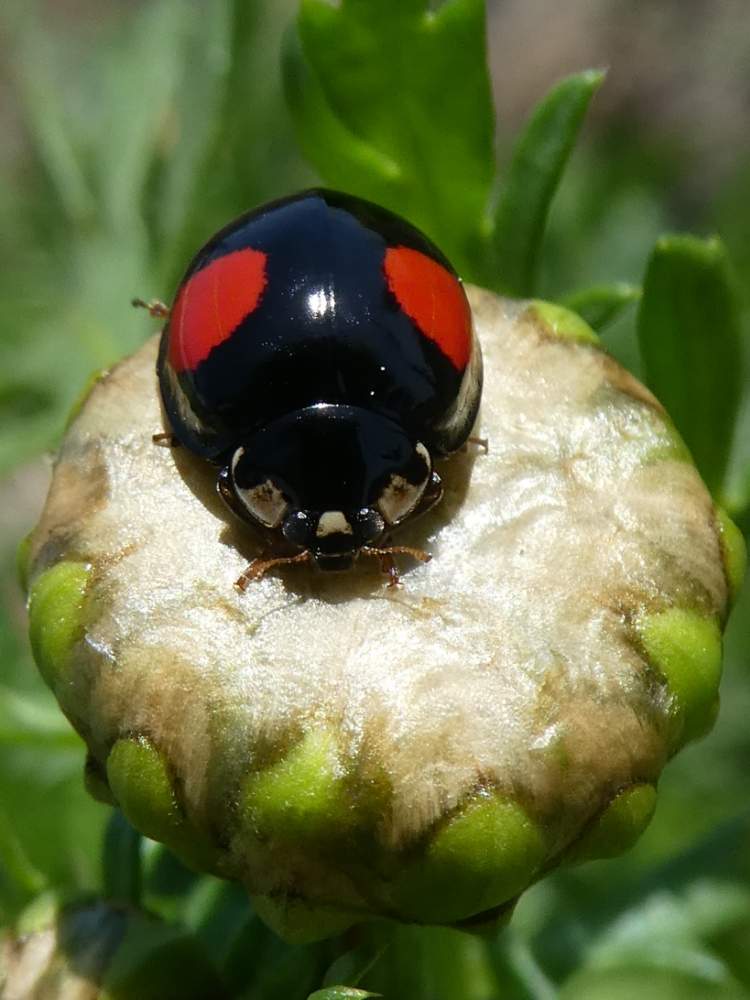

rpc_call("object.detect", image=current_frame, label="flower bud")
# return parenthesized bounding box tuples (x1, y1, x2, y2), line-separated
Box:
(23, 288, 743, 941)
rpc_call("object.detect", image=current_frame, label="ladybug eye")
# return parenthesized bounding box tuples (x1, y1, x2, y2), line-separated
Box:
(231, 450, 289, 529)
(378, 442, 431, 526)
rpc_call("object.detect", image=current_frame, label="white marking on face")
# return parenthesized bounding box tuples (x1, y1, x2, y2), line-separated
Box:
(231, 449, 288, 528)
(316, 511, 353, 538)
(415, 442, 430, 468)
(378, 443, 431, 526)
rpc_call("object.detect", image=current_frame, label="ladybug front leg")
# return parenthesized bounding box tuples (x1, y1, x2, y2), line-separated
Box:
(468, 435, 489, 453)
(132, 297, 170, 319)
(375, 550, 401, 588)
(235, 550, 312, 590)
(362, 545, 431, 589)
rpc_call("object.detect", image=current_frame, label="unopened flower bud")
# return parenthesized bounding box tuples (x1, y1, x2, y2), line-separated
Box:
(23, 288, 744, 941)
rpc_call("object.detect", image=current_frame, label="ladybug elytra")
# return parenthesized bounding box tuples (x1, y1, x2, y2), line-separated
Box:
(154, 190, 482, 585)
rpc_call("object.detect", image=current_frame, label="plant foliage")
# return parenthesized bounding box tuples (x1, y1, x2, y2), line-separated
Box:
(0, 0, 749, 997)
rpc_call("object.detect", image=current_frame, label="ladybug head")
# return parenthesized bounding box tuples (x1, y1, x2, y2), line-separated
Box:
(224, 405, 433, 570)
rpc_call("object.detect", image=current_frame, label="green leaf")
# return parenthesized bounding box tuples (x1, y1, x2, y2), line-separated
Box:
(637, 235, 743, 498)
(489, 931, 558, 1000)
(223, 912, 324, 999)
(0, 805, 47, 903)
(562, 283, 641, 332)
(362, 925, 498, 1000)
(558, 888, 749, 999)
(493, 70, 605, 297)
(0, 744, 108, 901)
(561, 966, 747, 1000)
(101, 909, 225, 1000)
(154, 0, 233, 250)
(307, 986, 382, 1000)
(322, 943, 386, 989)
(165, 0, 309, 287)
(723, 392, 750, 523)
(11, 22, 94, 225)
(284, 0, 496, 280)
(103, 810, 143, 906)
(181, 878, 252, 967)
(95, 0, 186, 233)
(308, 990, 381, 1000)
(0, 685, 80, 748)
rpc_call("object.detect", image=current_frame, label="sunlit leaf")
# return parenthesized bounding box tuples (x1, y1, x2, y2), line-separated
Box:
(10, 26, 94, 225)
(638, 235, 743, 498)
(154, 1, 233, 251)
(284, 0, 495, 280)
(493, 70, 605, 297)
(95, 0, 185, 232)
(562, 283, 641, 332)
(561, 965, 746, 1000)
(0, 685, 79, 748)
(723, 391, 750, 523)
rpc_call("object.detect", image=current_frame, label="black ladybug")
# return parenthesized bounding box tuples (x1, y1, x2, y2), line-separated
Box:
(153, 189, 482, 586)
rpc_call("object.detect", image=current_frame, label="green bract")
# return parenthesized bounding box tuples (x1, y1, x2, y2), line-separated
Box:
(392, 795, 545, 924)
(636, 609, 723, 748)
(25, 289, 743, 941)
(106, 737, 220, 874)
(716, 506, 748, 606)
(527, 299, 601, 346)
(564, 784, 658, 865)
(28, 561, 91, 690)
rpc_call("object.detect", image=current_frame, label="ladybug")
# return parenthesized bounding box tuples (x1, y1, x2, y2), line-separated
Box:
(150, 189, 482, 586)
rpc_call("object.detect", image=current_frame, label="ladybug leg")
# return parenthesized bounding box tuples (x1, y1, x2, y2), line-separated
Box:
(362, 545, 431, 588)
(376, 550, 401, 588)
(235, 550, 312, 590)
(468, 435, 489, 453)
(152, 432, 179, 447)
(132, 297, 170, 319)
(373, 545, 432, 564)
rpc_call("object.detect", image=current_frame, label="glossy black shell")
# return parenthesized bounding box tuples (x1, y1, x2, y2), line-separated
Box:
(158, 189, 481, 463)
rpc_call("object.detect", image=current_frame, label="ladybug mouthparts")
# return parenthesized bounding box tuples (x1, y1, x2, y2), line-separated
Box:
(282, 506, 386, 569)
(222, 403, 434, 565)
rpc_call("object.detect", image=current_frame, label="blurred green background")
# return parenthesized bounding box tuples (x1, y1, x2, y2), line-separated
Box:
(1, 1, 749, 997)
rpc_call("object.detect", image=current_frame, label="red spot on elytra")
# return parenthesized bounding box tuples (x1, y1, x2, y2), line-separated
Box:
(168, 248, 267, 372)
(384, 246, 471, 371)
